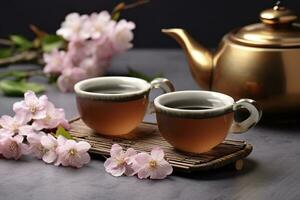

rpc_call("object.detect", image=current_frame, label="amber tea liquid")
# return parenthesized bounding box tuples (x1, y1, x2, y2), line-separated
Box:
(156, 104, 234, 153)
(77, 85, 148, 135)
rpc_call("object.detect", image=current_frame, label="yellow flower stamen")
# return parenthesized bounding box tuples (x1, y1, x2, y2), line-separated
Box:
(149, 160, 157, 168)
(29, 105, 37, 113)
(9, 141, 18, 153)
(11, 123, 19, 133)
(69, 148, 77, 156)
(38, 144, 46, 154)
(45, 114, 52, 122)
(116, 159, 125, 166)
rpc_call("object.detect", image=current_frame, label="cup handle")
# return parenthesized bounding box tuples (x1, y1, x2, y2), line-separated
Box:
(230, 99, 262, 133)
(147, 78, 175, 114)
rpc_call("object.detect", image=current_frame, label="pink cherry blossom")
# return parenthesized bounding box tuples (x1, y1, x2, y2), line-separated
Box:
(46, 12, 136, 93)
(56, 135, 67, 146)
(32, 102, 70, 130)
(79, 57, 107, 78)
(132, 147, 173, 179)
(55, 139, 91, 168)
(13, 90, 48, 120)
(0, 135, 29, 160)
(56, 13, 91, 41)
(65, 40, 89, 65)
(104, 144, 137, 176)
(94, 37, 115, 61)
(57, 67, 87, 92)
(0, 114, 34, 137)
(27, 132, 46, 159)
(39, 134, 58, 163)
(43, 49, 69, 75)
(89, 11, 115, 40)
(66, 38, 112, 74)
(109, 19, 135, 53)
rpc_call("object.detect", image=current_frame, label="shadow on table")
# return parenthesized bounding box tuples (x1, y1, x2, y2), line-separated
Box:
(92, 154, 258, 180)
(174, 158, 257, 180)
(257, 113, 300, 133)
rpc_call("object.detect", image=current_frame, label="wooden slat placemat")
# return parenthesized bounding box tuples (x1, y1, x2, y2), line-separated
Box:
(69, 118, 253, 172)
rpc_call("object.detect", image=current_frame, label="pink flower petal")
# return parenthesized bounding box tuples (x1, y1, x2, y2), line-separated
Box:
(13, 101, 26, 113)
(14, 112, 31, 125)
(0, 128, 13, 136)
(80, 152, 91, 165)
(0, 115, 14, 129)
(150, 160, 173, 179)
(124, 148, 137, 165)
(41, 134, 57, 149)
(64, 140, 77, 148)
(109, 165, 126, 177)
(75, 141, 91, 152)
(21, 143, 30, 155)
(24, 90, 39, 105)
(18, 125, 35, 136)
(42, 150, 57, 163)
(33, 110, 47, 120)
(57, 135, 67, 146)
(110, 144, 123, 158)
(124, 164, 136, 176)
(14, 135, 24, 143)
(104, 158, 118, 171)
(131, 152, 150, 174)
(137, 167, 151, 179)
(151, 147, 165, 161)
(135, 152, 151, 165)
(125, 148, 137, 157)
(32, 121, 45, 131)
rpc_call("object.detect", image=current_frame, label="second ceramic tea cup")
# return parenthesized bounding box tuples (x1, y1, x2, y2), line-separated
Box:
(154, 90, 262, 153)
(74, 76, 174, 136)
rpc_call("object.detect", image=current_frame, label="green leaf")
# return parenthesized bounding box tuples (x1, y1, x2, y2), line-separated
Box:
(10, 35, 33, 51)
(112, 12, 120, 21)
(55, 126, 73, 140)
(0, 48, 13, 58)
(0, 80, 45, 96)
(127, 67, 164, 82)
(41, 35, 66, 52)
(0, 71, 28, 80)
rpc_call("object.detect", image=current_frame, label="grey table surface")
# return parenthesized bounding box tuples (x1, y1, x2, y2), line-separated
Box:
(0, 49, 299, 200)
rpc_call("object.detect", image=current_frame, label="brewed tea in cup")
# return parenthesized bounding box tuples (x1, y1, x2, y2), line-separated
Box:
(154, 91, 262, 153)
(74, 76, 174, 136)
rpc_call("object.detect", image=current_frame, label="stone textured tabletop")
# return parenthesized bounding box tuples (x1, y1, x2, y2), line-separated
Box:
(0, 49, 300, 200)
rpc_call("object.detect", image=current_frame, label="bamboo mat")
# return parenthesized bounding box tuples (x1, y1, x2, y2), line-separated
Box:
(69, 118, 252, 172)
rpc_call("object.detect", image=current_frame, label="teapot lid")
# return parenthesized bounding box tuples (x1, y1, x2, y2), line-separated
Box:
(230, 1, 300, 48)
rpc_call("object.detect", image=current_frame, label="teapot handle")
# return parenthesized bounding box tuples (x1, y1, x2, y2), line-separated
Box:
(230, 99, 262, 133)
(147, 78, 175, 114)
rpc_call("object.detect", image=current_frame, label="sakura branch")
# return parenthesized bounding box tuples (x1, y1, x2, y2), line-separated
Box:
(45, 11, 135, 92)
(0, 1, 150, 96)
(0, 90, 91, 168)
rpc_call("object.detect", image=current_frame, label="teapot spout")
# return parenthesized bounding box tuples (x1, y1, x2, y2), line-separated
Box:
(162, 28, 213, 90)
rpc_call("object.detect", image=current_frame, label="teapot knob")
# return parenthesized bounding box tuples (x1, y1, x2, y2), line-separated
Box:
(260, 1, 298, 25)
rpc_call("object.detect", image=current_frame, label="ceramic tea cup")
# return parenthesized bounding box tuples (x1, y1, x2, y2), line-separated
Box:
(74, 76, 174, 136)
(154, 90, 262, 153)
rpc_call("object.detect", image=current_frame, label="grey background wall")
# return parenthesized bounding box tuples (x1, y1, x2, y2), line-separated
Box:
(1, 0, 300, 48)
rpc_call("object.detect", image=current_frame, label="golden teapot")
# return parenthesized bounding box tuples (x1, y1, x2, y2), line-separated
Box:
(162, 2, 300, 113)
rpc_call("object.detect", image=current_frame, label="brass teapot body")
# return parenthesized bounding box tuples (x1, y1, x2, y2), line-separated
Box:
(163, 3, 300, 113)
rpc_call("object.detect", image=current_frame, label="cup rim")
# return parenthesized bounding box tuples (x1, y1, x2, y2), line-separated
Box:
(154, 90, 235, 118)
(74, 76, 151, 101)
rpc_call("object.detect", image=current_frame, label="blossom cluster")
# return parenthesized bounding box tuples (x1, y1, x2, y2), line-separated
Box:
(104, 144, 173, 179)
(0, 91, 91, 168)
(44, 11, 135, 92)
